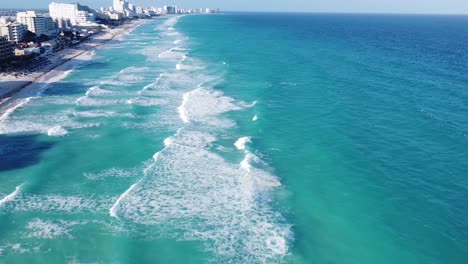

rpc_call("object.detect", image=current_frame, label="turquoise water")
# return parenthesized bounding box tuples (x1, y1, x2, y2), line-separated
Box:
(1, 13, 468, 263)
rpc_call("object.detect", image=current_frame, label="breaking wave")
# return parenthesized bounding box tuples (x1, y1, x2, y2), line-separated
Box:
(111, 128, 289, 262)
(0, 185, 22, 208)
(47, 126, 68, 137)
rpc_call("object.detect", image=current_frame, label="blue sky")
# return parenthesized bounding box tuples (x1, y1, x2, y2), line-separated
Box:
(2, 0, 468, 14)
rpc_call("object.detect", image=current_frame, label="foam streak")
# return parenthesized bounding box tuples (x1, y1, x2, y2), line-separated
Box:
(109, 183, 139, 219)
(0, 185, 22, 207)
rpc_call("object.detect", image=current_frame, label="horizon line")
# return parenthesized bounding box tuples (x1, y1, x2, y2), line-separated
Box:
(1, 7, 468, 16)
(224, 10, 468, 16)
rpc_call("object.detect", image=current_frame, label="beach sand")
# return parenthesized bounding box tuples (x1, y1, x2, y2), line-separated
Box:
(0, 19, 149, 118)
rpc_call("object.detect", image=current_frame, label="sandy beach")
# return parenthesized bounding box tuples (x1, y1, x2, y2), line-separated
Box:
(0, 19, 149, 118)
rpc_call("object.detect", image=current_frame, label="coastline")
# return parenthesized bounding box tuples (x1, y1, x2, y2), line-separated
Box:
(0, 19, 150, 119)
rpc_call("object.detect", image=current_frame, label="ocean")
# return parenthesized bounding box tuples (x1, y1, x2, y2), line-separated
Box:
(1, 13, 468, 263)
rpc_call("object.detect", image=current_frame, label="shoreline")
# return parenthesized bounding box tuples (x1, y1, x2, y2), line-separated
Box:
(0, 19, 150, 119)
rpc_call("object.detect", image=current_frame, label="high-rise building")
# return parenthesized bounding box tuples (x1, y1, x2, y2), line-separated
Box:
(0, 22, 27, 43)
(49, 2, 95, 26)
(55, 18, 72, 29)
(113, 0, 127, 13)
(136, 7, 144, 15)
(164, 6, 177, 14)
(75, 11, 95, 25)
(113, 0, 136, 17)
(104, 11, 123, 21)
(16, 11, 55, 36)
(128, 4, 136, 13)
(0, 36, 13, 62)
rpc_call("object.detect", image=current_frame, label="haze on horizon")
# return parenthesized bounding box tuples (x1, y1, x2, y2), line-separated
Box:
(1, 0, 468, 14)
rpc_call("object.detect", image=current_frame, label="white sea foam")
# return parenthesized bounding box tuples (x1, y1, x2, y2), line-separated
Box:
(166, 31, 180, 36)
(138, 76, 164, 95)
(8, 243, 28, 254)
(84, 167, 139, 180)
(113, 128, 289, 262)
(163, 136, 175, 147)
(0, 98, 32, 134)
(234, 137, 252, 150)
(139, 82, 156, 93)
(142, 46, 170, 62)
(119, 66, 150, 74)
(240, 155, 252, 172)
(170, 46, 187, 52)
(253, 114, 258, 121)
(280, 82, 297, 86)
(0, 113, 101, 135)
(240, 152, 256, 172)
(142, 132, 179, 177)
(240, 152, 281, 188)
(0, 67, 76, 131)
(26, 219, 79, 239)
(158, 16, 180, 29)
(5, 194, 114, 213)
(117, 74, 145, 83)
(242, 100, 258, 108)
(75, 86, 113, 106)
(73, 110, 118, 118)
(75, 97, 129, 107)
(177, 87, 242, 127)
(138, 73, 166, 94)
(0, 185, 22, 208)
(132, 97, 169, 107)
(158, 49, 186, 60)
(176, 63, 202, 71)
(47, 126, 68, 137)
(178, 92, 191, 123)
(114, 66, 149, 83)
(85, 86, 112, 97)
(110, 183, 139, 219)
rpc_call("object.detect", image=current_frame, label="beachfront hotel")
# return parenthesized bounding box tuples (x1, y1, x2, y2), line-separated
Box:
(0, 22, 27, 43)
(16, 11, 56, 36)
(49, 2, 96, 26)
(164, 5, 178, 14)
(113, 0, 136, 17)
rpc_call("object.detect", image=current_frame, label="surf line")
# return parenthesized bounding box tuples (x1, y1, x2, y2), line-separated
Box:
(109, 181, 140, 219)
(109, 130, 179, 219)
(0, 184, 23, 208)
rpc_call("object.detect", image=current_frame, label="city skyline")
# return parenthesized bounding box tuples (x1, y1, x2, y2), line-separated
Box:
(1, 0, 468, 14)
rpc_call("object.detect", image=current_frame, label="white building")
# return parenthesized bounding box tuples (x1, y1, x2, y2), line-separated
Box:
(136, 6, 144, 14)
(55, 18, 72, 29)
(0, 22, 27, 43)
(105, 11, 123, 21)
(113, 0, 128, 13)
(76, 11, 95, 25)
(128, 4, 136, 13)
(49, 2, 95, 26)
(113, 0, 138, 18)
(16, 11, 55, 36)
